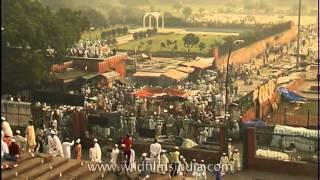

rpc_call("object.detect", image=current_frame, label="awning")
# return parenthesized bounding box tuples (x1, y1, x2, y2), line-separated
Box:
(176, 66, 195, 73)
(132, 71, 162, 77)
(277, 87, 306, 102)
(161, 69, 188, 81)
(80, 73, 99, 80)
(180, 58, 214, 69)
(99, 71, 120, 81)
(133, 87, 188, 98)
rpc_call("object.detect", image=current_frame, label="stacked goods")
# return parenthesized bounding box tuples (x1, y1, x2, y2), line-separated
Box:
(256, 149, 289, 160)
(270, 125, 318, 152)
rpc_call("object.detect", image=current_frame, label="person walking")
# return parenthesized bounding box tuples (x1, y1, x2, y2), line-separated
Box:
(139, 153, 150, 180)
(232, 149, 241, 172)
(48, 130, 64, 157)
(227, 138, 233, 159)
(1, 117, 13, 138)
(110, 144, 119, 166)
(62, 138, 74, 159)
(169, 146, 180, 178)
(89, 138, 101, 163)
(74, 139, 82, 160)
(220, 153, 229, 176)
(129, 148, 136, 172)
(150, 138, 161, 173)
(160, 150, 169, 175)
(25, 120, 36, 154)
(122, 135, 133, 167)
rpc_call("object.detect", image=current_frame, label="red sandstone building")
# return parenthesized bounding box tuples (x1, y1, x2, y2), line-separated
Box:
(50, 54, 128, 86)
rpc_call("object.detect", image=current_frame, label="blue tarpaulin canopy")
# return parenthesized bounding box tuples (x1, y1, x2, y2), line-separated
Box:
(241, 118, 266, 129)
(240, 118, 266, 137)
(277, 87, 305, 102)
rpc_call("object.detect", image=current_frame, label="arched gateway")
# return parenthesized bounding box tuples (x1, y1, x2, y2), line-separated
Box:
(143, 12, 164, 29)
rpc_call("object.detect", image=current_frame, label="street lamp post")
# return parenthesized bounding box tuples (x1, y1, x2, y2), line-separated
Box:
(296, 0, 302, 68)
(224, 40, 244, 134)
(89, 27, 95, 41)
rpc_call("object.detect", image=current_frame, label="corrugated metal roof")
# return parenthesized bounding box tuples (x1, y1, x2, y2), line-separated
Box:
(161, 69, 188, 81)
(80, 73, 100, 80)
(132, 71, 162, 77)
(99, 71, 120, 81)
(176, 66, 195, 73)
(180, 58, 214, 69)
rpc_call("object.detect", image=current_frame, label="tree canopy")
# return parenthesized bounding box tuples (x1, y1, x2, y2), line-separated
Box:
(1, 0, 89, 94)
(182, 7, 192, 20)
(183, 33, 200, 53)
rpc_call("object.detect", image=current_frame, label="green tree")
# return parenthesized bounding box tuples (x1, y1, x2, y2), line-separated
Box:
(160, 42, 166, 49)
(183, 33, 200, 53)
(108, 7, 123, 25)
(116, 27, 123, 35)
(198, 8, 205, 16)
(146, 29, 153, 37)
(81, 9, 107, 28)
(173, 2, 183, 12)
(133, 32, 139, 40)
(183, 7, 192, 20)
(121, 27, 128, 34)
(2, 0, 89, 94)
(198, 42, 206, 51)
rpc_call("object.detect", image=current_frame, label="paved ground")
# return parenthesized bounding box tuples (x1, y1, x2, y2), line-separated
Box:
(107, 170, 317, 180)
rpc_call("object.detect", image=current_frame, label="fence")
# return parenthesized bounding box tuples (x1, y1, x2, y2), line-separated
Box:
(255, 128, 318, 164)
(263, 103, 318, 128)
(1, 100, 32, 127)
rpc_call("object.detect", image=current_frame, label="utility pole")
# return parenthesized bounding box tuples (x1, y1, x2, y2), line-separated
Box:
(134, 43, 137, 72)
(296, 0, 302, 68)
(224, 40, 244, 152)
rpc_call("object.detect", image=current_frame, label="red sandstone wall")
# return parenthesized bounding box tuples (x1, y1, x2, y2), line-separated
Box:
(217, 28, 298, 69)
(97, 54, 128, 78)
(50, 61, 73, 73)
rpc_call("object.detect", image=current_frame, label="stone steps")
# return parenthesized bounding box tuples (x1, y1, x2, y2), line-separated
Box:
(13, 157, 68, 180)
(1, 157, 43, 180)
(34, 159, 81, 180)
(79, 170, 105, 180)
(59, 162, 91, 180)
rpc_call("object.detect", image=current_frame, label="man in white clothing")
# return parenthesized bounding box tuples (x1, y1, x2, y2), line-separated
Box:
(149, 138, 161, 173)
(232, 149, 241, 172)
(13, 130, 26, 152)
(129, 148, 136, 172)
(199, 128, 208, 144)
(220, 153, 229, 176)
(227, 138, 233, 159)
(110, 144, 119, 166)
(1, 131, 9, 160)
(48, 130, 64, 157)
(62, 138, 74, 159)
(1, 117, 13, 138)
(90, 138, 102, 163)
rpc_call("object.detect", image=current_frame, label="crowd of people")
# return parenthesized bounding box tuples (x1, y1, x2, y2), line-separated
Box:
(2, 113, 242, 179)
(67, 40, 114, 58)
(79, 70, 240, 145)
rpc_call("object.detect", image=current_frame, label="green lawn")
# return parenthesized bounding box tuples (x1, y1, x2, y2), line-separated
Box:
(116, 33, 224, 54)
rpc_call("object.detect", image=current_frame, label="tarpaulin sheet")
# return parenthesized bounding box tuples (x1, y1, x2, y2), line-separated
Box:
(241, 118, 266, 128)
(277, 87, 305, 102)
(133, 87, 188, 98)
